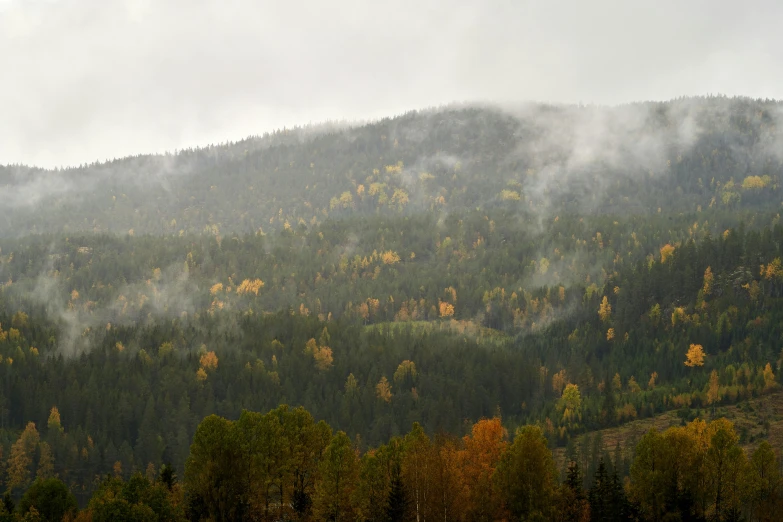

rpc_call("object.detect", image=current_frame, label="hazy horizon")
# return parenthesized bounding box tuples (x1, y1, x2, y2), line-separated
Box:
(3, 0, 783, 168)
(2, 95, 778, 171)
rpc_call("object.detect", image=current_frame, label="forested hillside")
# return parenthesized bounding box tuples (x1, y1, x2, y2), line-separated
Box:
(2, 96, 782, 237)
(2, 96, 783, 520)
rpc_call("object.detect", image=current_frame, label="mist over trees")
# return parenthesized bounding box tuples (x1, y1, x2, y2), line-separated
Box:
(2, 96, 783, 519)
(1, 96, 782, 237)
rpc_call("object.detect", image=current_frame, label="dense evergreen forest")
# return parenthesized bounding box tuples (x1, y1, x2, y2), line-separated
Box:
(2, 95, 783, 519)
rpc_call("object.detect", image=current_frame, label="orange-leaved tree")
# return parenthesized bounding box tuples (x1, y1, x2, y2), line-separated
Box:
(459, 418, 507, 521)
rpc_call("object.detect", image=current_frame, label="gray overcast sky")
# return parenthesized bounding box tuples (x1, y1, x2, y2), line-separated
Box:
(2, 0, 782, 168)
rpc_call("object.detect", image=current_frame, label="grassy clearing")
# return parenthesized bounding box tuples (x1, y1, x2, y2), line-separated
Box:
(552, 389, 783, 469)
(364, 319, 511, 345)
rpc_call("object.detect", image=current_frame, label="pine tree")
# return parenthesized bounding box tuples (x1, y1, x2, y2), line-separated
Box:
(386, 465, 408, 522)
(589, 459, 611, 521)
(561, 459, 590, 522)
(602, 383, 616, 426)
(589, 458, 631, 521)
(292, 487, 313, 519)
(565, 460, 584, 499)
(612, 442, 624, 478)
(609, 469, 631, 521)
(1, 493, 14, 517)
(159, 463, 176, 490)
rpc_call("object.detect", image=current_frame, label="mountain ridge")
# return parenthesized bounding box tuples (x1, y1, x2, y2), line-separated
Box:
(1, 95, 782, 238)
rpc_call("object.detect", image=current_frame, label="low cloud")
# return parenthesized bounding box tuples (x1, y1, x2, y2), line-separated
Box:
(2, 0, 783, 168)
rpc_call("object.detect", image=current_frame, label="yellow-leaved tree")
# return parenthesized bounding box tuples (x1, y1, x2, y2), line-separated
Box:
(393, 360, 417, 384)
(236, 278, 264, 296)
(37, 442, 54, 480)
(706, 369, 721, 406)
(344, 373, 358, 395)
(5, 422, 40, 493)
(660, 243, 675, 263)
(305, 336, 334, 371)
(552, 369, 568, 396)
(685, 344, 706, 367)
(598, 296, 612, 322)
(702, 266, 714, 296)
(376, 376, 392, 403)
(47, 406, 64, 434)
(763, 363, 776, 392)
(381, 250, 401, 265)
(559, 383, 582, 423)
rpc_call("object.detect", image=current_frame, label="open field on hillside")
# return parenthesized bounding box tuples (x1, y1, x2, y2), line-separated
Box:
(553, 389, 783, 469)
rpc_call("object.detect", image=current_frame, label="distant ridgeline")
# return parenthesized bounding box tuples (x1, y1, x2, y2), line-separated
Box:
(1, 96, 783, 511)
(0, 96, 781, 237)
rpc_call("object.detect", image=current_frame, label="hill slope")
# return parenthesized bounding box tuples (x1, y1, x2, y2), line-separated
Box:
(2, 97, 783, 504)
(2, 96, 782, 237)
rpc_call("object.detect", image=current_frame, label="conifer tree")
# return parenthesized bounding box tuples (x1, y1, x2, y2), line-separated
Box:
(386, 464, 408, 522)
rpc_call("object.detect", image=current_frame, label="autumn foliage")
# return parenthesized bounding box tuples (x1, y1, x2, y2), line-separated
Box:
(598, 295, 612, 322)
(685, 343, 706, 367)
(305, 337, 334, 371)
(438, 300, 455, 318)
(376, 376, 392, 403)
(199, 351, 219, 371)
(177, 407, 782, 522)
(660, 243, 676, 263)
(235, 278, 264, 296)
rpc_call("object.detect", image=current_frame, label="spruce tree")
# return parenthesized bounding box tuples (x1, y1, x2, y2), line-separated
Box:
(565, 460, 584, 499)
(589, 459, 611, 521)
(386, 466, 408, 522)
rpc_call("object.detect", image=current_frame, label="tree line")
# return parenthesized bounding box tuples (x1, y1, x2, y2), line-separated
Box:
(1, 405, 781, 521)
